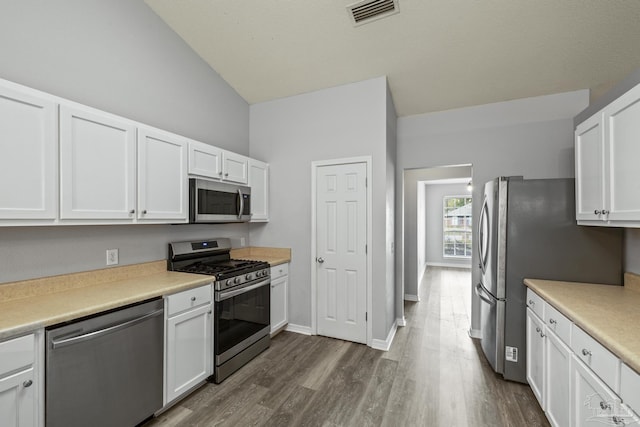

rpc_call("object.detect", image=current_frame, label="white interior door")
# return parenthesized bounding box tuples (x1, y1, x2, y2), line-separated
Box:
(316, 162, 367, 344)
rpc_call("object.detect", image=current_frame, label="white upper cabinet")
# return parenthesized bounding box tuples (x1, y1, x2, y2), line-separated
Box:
(59, 104, 137, 220)
(137, 127, 188, 222)
(188, 140, 222, 179)
(0, 82, 57, 220)
(187, 141, 249, 185)
(575, 114, 605, 222)
(221, 151, 249, 184)
(575, 82, 640, 226)
(249, 159, 269, 222)
(604, 85, 640, 222)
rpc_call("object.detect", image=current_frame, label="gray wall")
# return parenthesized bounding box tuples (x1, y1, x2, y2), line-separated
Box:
(0, 1, 251, 283)
(396, 89, 590, 332)
(625, 229, 640, 274)
(425, 182, 472, 268)
(249, 76, 396, 341)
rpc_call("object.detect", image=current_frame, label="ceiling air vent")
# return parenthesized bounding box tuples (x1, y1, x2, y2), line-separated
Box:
(347, 0, 399, 26)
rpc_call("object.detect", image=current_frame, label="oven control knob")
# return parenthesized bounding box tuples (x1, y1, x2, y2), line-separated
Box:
(226, 279, 232, 286)
(234, 277, 240, 284)
(246, 273, 253, 280)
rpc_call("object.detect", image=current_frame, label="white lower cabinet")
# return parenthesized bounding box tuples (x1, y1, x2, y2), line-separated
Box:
(545, 329, 572, 427)
(165, 285, 213, 405)
(572, 356, 622, 427)
(270, 263, 289, 334)
(526, 307, 546, 409)
(0, 333, 42, 427)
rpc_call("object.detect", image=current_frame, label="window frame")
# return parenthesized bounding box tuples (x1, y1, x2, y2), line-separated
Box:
(442, 195, 473, 259)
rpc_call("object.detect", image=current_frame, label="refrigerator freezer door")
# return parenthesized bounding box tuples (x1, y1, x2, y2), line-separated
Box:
(477, 286, 505, 375)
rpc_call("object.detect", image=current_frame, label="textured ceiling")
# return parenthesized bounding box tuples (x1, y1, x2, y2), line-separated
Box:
(145, 0, 640, 117)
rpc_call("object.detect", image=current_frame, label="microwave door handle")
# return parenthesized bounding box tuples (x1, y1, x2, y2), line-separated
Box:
(237, 188, 243, 219)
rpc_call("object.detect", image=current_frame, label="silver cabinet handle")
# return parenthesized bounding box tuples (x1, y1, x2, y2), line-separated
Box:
(540, 331, 545, 338)
(612, 415, 625, 426)
(602, 210, 610, 215)
(208, 310, 212, 315)
(549, 319, 556, 324)
(600, 401, 612, 410)
(594, 209, 602, 215)
(142, 210, 147, 214)
(528, 299, 535, 306)
(191, 296, 196, 302)
(218, 171, 223, 176)
(582, 349, 592, 357)
(317, 257, 325, 264)
(23, 379, 33, 388)
(129, 209, 135, 214)
(535, 327, 541, 333)
(225, 173, 229, 177)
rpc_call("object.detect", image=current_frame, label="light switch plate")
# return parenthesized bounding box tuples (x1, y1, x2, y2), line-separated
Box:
(106, 249, 119, 266)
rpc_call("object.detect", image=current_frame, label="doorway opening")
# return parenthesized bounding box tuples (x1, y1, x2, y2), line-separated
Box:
(400, 164, 473, 330)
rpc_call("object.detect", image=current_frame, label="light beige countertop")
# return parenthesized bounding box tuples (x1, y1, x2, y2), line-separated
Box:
(0, 261, 212, 340)
(230, 246, 291, 267)
(524, 275, 640, 374)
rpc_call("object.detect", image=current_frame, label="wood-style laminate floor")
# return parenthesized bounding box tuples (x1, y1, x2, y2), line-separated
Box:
(145, 267, 549, 427)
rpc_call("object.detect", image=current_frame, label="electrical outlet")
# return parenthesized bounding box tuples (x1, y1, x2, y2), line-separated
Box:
(106, 249, 119, 266)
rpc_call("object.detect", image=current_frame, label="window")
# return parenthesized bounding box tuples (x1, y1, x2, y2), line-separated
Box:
(443, 196, 472, 258)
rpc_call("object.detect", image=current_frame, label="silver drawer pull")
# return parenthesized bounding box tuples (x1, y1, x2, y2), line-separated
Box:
(23, 379, 33, 388)
(549, 318, 556, 324)
(594, 209, 602, 215)
(539, 331, 545, 338)
(191, 296, 196, 302)
(528, 299, 535, 306)
(600, 401, 611, 410)
(582, 349, 592, 357)
(612, 415, 625, 426)
(535, 327, 540, 333)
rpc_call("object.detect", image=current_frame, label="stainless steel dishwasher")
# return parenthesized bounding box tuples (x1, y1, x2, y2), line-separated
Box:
(46, 298, 164, 427)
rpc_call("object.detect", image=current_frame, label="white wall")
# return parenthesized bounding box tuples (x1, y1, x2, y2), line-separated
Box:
(249, 76, 396, 341)
(425, 182, 472, 268)
(0, 1, 250, 283)
(396, 90, 590, 332)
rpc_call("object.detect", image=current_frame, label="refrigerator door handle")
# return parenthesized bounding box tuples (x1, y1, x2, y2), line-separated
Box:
(475, 282, 497, 306)
(478, 198, 489, 274)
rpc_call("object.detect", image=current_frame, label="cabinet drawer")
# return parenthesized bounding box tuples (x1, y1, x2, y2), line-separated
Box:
(571, 325, 620, 391)
(544, 304, 571, 345)
(167, 284, 212, 317)
(621, 363, 640, 415)
(526, 288, 545, 320)
(271, 263, 289, 280)
(0, 334, 34, 374)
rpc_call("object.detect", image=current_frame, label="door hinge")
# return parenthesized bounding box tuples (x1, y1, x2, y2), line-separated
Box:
(365, 244, 367, 254)
(365, 178, 368, 188)
(365, 312, 368, 321)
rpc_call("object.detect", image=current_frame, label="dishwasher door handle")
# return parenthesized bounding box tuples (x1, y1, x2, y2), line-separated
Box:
(51, 308, 164, 349)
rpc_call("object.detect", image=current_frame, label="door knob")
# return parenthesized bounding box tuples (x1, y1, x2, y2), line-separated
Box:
(316, 257, 325, 264)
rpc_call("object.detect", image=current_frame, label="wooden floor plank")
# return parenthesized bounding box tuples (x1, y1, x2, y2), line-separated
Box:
(143, 267, 548, 427)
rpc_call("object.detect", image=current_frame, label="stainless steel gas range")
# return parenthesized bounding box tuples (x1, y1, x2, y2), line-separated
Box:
(168, 238, 271, 383)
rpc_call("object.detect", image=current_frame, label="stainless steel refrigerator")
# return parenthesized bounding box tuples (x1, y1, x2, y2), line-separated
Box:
(475, 177, 622, 383)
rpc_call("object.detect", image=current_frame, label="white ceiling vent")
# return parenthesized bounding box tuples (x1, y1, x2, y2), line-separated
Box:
(347, 0, 399, 26)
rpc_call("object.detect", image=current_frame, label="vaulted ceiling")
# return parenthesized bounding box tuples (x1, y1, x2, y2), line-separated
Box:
(145, 0, 640, 117)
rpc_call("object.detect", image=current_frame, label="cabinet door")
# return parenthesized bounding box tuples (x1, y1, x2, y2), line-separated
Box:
(545, 330, 572, 427)
(165, 304, 212, 404)
(222, 151, 249, 184)
(526, 308, 545, 409)
(572, 356, 620, 427)
(188, 140, 222, 179)
(270, 275, 288, 334)
(249, 159, 269, 222)
(0, 84, 56, 220)
(605, 84, 640, 221)
(575, 113, 606, 222)
(137, 127, 187, 221)
(0, 367, 36, 427)
(59, 104, 136, 220)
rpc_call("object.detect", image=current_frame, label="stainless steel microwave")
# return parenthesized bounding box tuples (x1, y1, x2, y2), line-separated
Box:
(189, 178, 251, 223)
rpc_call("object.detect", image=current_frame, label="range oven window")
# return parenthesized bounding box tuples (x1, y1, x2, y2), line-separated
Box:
(215, 282, 269, 357)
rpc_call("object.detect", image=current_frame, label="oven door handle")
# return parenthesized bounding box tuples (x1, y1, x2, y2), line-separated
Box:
(216, 278, 270, 302)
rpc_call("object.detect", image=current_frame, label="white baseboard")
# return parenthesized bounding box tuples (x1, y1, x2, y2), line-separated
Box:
(404, 294, 419, 302)
(397, 316, 406, 327)
(426, 262, 472, 269)
(285, 323, 313, 335)
(468, 328, 481, 339)
(371, 320, 397, 351)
